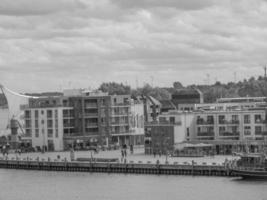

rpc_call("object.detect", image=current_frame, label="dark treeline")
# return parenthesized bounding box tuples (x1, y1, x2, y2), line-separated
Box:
(1, 76, 266, 106)
(99, 76, 267, 103)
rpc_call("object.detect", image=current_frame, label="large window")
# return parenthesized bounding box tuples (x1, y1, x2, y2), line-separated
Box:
(35, 110, 38, 119)
(47, 110, 53, 118)
(244, 115, 250, 124)
(255, 126, 262, 135)
(244, 126, 251, 135)
(48, 129, 53, 138)
(35, 129, 39, 138)
(218, 115, 225, 124)
(255, 115, 262, 123)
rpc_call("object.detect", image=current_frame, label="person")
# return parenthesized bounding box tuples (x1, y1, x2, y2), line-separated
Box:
(153, 151, 156, 158)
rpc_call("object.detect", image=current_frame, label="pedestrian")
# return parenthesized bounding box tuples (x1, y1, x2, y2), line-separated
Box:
(153, 151, 156, 158)
(124, 149, 127, 158)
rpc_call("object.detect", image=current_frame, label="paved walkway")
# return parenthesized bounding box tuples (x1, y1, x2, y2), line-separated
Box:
(5, 148, 238, 165)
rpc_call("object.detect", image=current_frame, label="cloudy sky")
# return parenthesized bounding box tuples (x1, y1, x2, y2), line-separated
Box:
(1, 0, 267, 93)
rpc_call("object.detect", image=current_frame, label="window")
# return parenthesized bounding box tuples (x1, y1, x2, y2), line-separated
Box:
(47, 120, 53, 128)
(232, 115, 238, 122)
(55, 129, 58, 138)
(187, 128, 190, 137)
(244, 126, 251, 135)
(255, 126, 262, 135)
(48, 129, 53, 138)
(219, 126, 225, 133)
(255, 115, 262, 123)
(55, 110, 58, 118)
(169, 117, 175, 124)
(47, 110, 53, 118)
(25, 120, 31, 128)
(244, 115, 250, 124)
(35, 120, 38, 128)
(218, 115, 225, 124)
(35, 129, 39, 138)
(35, 110, 38, 118)
(41, 110, 44, 115)
(207, 116, 214, 124)
(25, 110, 31, 118)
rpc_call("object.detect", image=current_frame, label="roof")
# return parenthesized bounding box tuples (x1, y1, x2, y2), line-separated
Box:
(172, 88, 202, 96)
(160, 100, 176, 109)
(147, 95, 161, 106)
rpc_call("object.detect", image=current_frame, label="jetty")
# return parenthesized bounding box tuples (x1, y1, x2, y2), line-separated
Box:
(0, 157, 236, 177)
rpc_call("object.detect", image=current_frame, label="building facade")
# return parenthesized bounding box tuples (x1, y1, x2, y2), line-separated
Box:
(22, 90, 145, 151)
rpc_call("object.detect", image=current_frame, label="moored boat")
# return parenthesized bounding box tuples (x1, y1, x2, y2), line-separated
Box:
(230, 153, 267, 179)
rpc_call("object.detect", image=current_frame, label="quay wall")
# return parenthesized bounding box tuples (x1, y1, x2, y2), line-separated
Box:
(0, 158, 235, 177)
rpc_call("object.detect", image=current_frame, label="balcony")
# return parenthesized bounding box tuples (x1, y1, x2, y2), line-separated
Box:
(196, 119, 214, 125)
(85, 123, 98, 128)
(84, 113, 98, 117)
(197, 132, 215, 137)
(255, 119, 267, 124)
(219, 131, 240, 136)
(84, 103, 98, 108)
(146, 121, 182, 126)
(110, 102, 130, 107)
(111, 112, 130, 116)
(255, 131, 267, 136)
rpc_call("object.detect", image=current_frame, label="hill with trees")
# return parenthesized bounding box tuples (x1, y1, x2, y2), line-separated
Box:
(99, 76, 267, 103)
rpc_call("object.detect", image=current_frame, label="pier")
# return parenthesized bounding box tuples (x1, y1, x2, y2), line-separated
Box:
(0, 157, 235, 177)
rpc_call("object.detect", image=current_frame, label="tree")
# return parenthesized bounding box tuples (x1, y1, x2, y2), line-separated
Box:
(173, 81, 183, 89)
(99, 82, 131, 95)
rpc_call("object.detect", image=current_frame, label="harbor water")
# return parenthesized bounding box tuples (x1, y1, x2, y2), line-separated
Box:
(0, 169, 266, 200)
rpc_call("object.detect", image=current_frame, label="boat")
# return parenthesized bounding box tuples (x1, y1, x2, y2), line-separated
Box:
(230, 153, 267, 179)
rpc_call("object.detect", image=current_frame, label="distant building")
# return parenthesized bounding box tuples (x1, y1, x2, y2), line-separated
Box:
(171, 88, 203, 111)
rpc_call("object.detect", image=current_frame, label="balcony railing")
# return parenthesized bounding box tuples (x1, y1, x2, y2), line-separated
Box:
(255, 119, 267, 124)
(219, 120, 239, 124)
(197, 132, 215, 136)
(196, 120, 214, 125)
(84, 103, 98, 108)
(219, 131, 240, 136)
(146, 121, 182, 126)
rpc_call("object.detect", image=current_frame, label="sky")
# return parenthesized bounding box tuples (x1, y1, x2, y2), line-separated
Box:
(1, 0, 267, 93)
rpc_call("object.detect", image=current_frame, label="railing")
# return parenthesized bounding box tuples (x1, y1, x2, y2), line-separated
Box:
(219, 132, 240, 136)
(255, 119, 267, 124)
(196, 120, 214, 125)
(197, 132, 215, 136)
(84, 103, 98, 108)
(146, 121, 182, 126)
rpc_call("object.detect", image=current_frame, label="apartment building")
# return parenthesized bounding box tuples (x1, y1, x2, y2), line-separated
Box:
(22, 89, 145, 151)
(145, 106, 267, 154)
(23, 98, 73, 151)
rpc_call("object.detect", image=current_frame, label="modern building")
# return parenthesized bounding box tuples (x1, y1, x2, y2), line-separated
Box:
(145, 111, 194, 154)
(22, 89, 145, 151)
(145, 101, 267, 155)
(22, 97, 73, 151)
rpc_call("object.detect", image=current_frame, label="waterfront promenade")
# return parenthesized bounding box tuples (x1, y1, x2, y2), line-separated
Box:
(4, 147, 237, 165)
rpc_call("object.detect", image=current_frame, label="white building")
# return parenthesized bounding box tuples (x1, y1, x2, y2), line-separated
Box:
(23, 106, 73, 151)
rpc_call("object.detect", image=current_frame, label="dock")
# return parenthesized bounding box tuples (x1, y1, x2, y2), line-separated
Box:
(0, 157, 236, 177)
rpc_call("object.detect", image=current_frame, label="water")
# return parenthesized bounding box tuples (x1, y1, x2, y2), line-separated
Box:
(0, 169, 267, 200)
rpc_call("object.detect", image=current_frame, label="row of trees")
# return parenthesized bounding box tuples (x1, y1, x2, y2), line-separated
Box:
(98, 76, 267, 103)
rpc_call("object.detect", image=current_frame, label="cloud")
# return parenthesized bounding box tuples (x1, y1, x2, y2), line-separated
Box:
(0, 0, 267, 92)
(0, 0, 85, 16)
